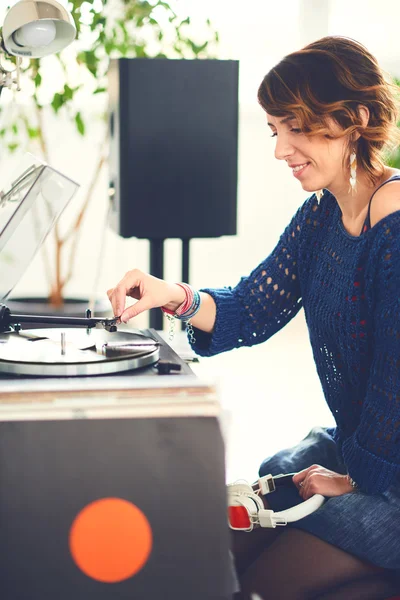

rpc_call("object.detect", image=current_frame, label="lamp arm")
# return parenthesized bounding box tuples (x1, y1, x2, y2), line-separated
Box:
(0, 46, 21, 91)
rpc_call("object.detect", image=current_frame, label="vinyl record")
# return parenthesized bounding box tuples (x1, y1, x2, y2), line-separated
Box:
(0, 328, 159, 376)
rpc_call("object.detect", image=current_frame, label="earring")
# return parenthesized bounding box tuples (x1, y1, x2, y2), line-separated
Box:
(349, 149, 357, 195)
(315, 189, 324, 203)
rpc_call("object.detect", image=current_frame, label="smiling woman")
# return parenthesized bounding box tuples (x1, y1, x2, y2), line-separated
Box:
(258, 38, 400, 221)
(107, 35, 400, 600)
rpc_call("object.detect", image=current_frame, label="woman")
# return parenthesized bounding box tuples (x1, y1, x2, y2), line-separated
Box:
(108, 36, 400, 598)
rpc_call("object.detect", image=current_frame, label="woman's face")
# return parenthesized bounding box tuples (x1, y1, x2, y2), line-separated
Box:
(266, 113, 350, 194)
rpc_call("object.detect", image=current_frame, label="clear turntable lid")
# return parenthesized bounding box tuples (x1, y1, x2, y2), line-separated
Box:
(0, 154, 79, 301)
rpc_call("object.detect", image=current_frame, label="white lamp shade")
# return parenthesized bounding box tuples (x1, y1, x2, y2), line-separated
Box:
(2, 0, 76, 58)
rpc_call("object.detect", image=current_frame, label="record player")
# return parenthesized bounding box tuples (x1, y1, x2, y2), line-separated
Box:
(0, 155, 194, 384)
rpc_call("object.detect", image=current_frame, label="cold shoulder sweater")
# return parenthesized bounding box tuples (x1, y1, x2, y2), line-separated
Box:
(190, 178, 400, 495)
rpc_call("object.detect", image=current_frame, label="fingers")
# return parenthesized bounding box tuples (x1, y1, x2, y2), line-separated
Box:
(299, 474, 314, 500)
(296, 473, 313, 500)
(292, 464, 321, 500)
(292, 465, 313, 488)
(107, 270, 142, 318)
(120, 296, 154, 323)
(107, 269, 173, 325)
(293, 465, 347, 500)
(303, 472, 327, 500)
(293, 471, 308, 500)
(107, 285, 123, 317)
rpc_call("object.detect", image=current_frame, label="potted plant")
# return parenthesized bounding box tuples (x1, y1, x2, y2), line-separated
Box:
(0, 0, 218, 316)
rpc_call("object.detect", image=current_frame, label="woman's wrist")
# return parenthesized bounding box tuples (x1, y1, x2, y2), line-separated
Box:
(162, 283, 187, 313)
(345, 474, 359, 493)
(162, 283, 201, 320)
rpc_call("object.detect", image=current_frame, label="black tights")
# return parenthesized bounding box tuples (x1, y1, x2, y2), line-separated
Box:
(232, 527, 393, 599)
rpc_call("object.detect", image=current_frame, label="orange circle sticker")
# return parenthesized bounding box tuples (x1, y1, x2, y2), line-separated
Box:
(69, 497, 153, 583)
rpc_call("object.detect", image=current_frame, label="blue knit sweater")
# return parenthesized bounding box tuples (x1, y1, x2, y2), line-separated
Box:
(190, 181, 400, 495)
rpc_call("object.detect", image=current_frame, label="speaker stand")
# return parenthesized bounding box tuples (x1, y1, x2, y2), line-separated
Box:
(149, 238, 191, 331)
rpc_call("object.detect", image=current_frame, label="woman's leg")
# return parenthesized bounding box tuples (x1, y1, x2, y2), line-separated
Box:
(231, 526, 283, 577)
(235, 528, 382, 600)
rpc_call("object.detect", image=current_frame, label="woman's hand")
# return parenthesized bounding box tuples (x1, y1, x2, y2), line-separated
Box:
(107, 269, 185, 323)
(292, 464, 354, 500)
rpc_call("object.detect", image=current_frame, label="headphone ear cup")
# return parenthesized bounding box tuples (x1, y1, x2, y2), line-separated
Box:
(228, 505, 252, 530)
(227, 482, 264, 531)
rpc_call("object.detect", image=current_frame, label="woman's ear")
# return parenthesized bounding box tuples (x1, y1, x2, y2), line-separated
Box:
(358, 105, 370, 127)
(353, 105, 370, 140)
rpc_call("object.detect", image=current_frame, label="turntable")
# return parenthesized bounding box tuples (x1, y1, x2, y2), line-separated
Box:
(0, 155, 193, 382)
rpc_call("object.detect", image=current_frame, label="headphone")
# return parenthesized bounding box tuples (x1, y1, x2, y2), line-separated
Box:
(227, 473, 325, 531)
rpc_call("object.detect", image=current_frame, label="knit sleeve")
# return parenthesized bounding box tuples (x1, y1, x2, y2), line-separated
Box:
(342, 215, 400, 494)
(189, 198, 313, 357)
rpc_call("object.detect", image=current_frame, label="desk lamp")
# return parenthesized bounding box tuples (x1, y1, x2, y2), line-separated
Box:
(0, 0, 76, 93)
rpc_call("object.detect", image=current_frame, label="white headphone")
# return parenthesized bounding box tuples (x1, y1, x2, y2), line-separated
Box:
(227, 473, 325, 530)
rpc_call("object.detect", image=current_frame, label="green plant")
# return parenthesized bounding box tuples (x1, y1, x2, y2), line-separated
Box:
(386, 77, 400, 170)
(0, 0, 219, 305)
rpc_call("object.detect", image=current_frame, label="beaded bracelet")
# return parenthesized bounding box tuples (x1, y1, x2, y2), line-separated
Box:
(161, 283, 201, 342)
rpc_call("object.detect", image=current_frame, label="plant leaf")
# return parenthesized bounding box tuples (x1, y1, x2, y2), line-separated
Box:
(75, 112, 85, 135)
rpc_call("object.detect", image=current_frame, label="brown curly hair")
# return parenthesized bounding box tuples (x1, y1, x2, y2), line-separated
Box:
(257, 36, 400, 184)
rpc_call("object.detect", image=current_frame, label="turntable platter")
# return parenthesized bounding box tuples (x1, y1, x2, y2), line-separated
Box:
(0, 328, 159, 377)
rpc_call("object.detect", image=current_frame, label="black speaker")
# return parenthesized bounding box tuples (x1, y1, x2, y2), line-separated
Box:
(108, 58, 239, 240)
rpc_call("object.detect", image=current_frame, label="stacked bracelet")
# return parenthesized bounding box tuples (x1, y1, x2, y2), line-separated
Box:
(161, 283, 201, 343)
(161, 283, 201, 321)
(175, 284, 201, 320)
